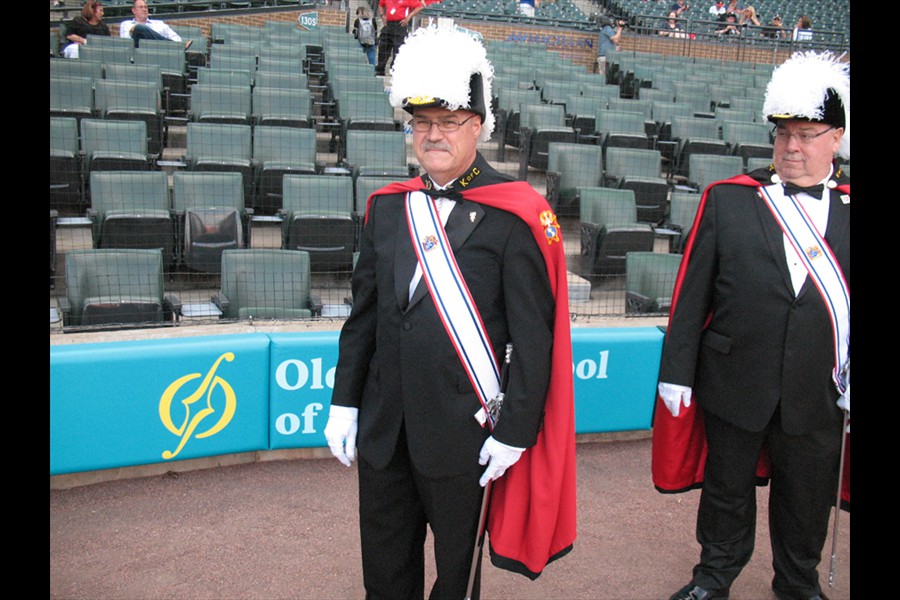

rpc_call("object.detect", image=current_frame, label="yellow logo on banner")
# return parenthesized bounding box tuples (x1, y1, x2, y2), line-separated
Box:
(159, 353, 236, 460)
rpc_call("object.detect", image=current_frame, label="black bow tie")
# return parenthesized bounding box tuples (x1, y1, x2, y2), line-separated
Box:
(783, 183, 825, 199)
(421, 187, 463, 201)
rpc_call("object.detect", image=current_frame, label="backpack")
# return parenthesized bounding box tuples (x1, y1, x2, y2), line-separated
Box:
(357, 18, 376, 46)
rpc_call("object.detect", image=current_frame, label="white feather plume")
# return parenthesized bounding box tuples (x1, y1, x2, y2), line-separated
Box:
(389, 25, 495, 142)
(762, 50, 850, 159)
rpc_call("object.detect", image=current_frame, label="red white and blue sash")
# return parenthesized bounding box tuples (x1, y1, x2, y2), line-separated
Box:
(404, 190, 501, 429)
(758, 183, 850, 393)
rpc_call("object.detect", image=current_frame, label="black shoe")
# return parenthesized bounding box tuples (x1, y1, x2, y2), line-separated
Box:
(669, 583, 729, 600)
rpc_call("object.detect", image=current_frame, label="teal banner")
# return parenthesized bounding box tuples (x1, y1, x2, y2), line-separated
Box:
(571, 327, 664, 433)
(50, 328, 664, 475)
(50, 334, 271, 475)
(268, 331, 340, 449)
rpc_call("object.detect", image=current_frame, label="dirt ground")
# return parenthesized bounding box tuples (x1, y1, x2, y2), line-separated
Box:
(50, 435, 851, 600)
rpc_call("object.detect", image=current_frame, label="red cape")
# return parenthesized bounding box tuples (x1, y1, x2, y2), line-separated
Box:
(651, 174, 851, 510)
(370, 178, 577, 578)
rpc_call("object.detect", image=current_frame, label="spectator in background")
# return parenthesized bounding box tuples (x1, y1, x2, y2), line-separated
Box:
(597, 16, 625, 78)
(715, 11, 741, 35)
(353, 6, 378, 66)
(762, 14, 787, 39)
(119, 0, 190, 49)
(671, 0, 690, 17)
(724, 0, 740, 18)
(518, 0, 540, 18)
(793, 15, 813, 41)
(62, 1, 110, 59)
(739, 5, 760, 27)
(708, 0, 726, 22)
(376, 0, 427, 76)
(659, 11, 688, 38)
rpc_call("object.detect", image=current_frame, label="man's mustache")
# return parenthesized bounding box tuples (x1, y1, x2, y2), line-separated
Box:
(421, 142, 452, 152)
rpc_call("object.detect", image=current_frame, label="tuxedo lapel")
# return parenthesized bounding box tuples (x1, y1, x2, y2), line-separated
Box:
(823, 189, 850, 258)
(445, 199, 484, 252)
(754, 189, 796, 297)
(394, 199, 418, 311)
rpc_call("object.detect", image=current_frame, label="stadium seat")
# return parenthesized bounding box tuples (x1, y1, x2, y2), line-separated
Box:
(665, 191, 701, 253)
(603, 147, 669, 225)
(173, 172, 252, 273)
(578, 187, 655, 278)
(252, 87, 313, 129)
(280, 175, 356, 273)
(518, 103, 578, 172)
(50, 116, 84, 214)
(87, 170, 176, 268)
(252, 126, 319, 215)
(688, 154, 744, 193)
(670, 115, 729, 179)
(189, 84, 252, 125)
(93, 79, 164, 155)
(545, 142, 604, 217)
(50, 76, 95, 123)
(185, 123, 254, 203)
(80, 119, 154, 191)
(60, 248, 180, 328)
(214, 249, 322, 320)
(625, 251, 680, 314)
(596, 109, 650, 152)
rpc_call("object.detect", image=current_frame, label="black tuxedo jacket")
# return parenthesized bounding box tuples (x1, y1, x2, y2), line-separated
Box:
(658, 166, 850, 435)
(331, 154, 555, 478)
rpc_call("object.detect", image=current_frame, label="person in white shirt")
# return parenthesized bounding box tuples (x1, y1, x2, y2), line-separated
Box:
(792, 15, 813, 41)
(119, 0, 189, 48)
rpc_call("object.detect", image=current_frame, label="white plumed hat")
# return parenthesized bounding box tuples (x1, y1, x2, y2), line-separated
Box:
(389, 25, 495, 143)
(762, 50, 850, 159)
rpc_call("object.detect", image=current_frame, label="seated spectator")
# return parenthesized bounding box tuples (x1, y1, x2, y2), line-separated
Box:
(659, 12, 688, 38)
(739, 5, 760, 26)
(670, 0, 690, 17)
(761, 14, 787, 38)
(725, 0, 740, 18)
(119, 0, 191, 49)
(792, 15, 813, 41)
(715, 12, 741, 35)
(62, 1, 110, 59)
(518, 0, 539, 17)
(708, 0, 726, 21)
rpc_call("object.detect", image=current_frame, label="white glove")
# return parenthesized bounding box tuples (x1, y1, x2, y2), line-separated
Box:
(658, 382, 692, 417)
(478, 436, 525, 487)
(324, 405, 359, 467)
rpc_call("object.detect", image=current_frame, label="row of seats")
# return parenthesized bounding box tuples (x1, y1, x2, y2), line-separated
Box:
(59, 248, 320, 329)
(50, 116, 416, 215)
(56, 243, 680, 326)
(55, 168, 393, 277)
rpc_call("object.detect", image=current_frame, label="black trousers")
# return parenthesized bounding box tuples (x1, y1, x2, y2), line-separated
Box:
(691, 409, 842, 599)
(357, 426, 485, 600)
(375, 20, 408, 76)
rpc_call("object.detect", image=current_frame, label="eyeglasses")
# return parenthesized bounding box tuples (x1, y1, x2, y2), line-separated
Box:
(772, 125, 835, 144)
(408, 114, 478, 133)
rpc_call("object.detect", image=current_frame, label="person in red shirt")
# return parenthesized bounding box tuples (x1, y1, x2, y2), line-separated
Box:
(376, 0, 427, 76)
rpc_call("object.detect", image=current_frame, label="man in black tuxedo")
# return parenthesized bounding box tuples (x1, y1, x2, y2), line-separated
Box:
(324, 26, 575, 600)
(654, 51, 850, 600)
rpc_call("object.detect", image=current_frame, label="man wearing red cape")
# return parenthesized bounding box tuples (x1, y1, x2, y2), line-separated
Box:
(324, 26, 575, 599)
(653, 51, 850, 600)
